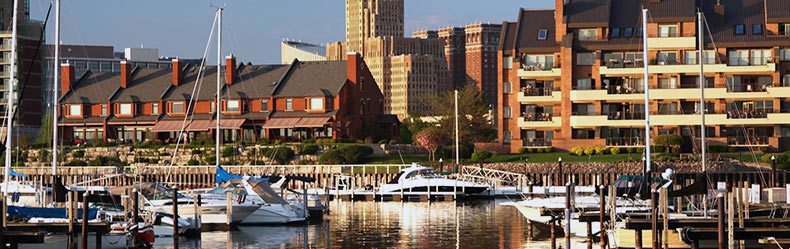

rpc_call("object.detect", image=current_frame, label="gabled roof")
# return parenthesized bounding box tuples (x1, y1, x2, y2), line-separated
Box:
(225, 64, 287, 99)
(112, 68, 173, 103)
(565, 0, 611, 28)
(163, 65, 223, 101)
(765, 0, 790, 22)
(273, 61, 349, 98)
(643, 0, 695, 22)
(500, 9, 558, 52)
(61, 71, 121, 104)
(700, 0, 774, 45)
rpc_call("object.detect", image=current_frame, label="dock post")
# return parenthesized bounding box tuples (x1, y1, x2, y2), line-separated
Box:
(651, 190, 658, 249)
(172, 186, 179, 242)
(727, 191, 734, 249)
(599, 185, 606, 248)
(81, 193, 88, 249)
(586, 220, 592, 249)
(303, 187, 308, 221)
(1, 192, 6, 230)
(226, 191, 233, 227)
(717, 193, 724, 249)
(550, 215, 556, 249)
(565, 183, 571, 249)
(635, 229, 643, 249)
(197, 194, 202, 231)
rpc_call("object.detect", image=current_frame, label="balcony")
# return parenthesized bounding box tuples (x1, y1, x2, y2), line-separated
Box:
(726, 110, 769, 119)
(517, 115, 561, 128)
(600, 58, 775, 76)
(522, 138, 552, 147)
(647, 36, 696, 49)
(606, 112, 645, 120)
(727, 136, 769, 146)
(570, 115, 643, 127)
(518, 88, 561, 103)
(605, 137, 645, 147)
(517, 65, 561, 78)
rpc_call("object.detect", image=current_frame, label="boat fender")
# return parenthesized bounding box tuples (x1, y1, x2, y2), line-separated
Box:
(365, 184, 373, 191)
(679, 227, 695, 244)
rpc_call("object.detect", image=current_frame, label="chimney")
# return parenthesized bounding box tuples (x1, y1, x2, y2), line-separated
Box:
(60, 63, 74, 95)
(346, 52, 361, 86)
(172, 59, 182, 86)
(120, 60, 131, 88)
(225, 55, 236, 85)
(555, 0, 568, 43)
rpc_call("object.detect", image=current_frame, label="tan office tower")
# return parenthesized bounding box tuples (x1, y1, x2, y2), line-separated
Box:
(345, 0, 404, 55)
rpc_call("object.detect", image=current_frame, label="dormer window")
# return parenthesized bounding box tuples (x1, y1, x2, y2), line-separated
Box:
(119, 103, 133, 115)
(286, 98, 293, 111)
(578, 29, 597, 41)
(537, 29, 548, 40)
(101, 104, 107, 116)
(753, 24, 762, 35)
(226, 99, 240, 112)
(69, 104, 81, 116)
(735, 24, 745, 35)
(261, 99, 268, 111)
(623, 28, 633, 37)
(152, 103, 159, 115)
(310, 98, 323, 111)
(171, 102, 185, 114)
(611, 28, 620, 38)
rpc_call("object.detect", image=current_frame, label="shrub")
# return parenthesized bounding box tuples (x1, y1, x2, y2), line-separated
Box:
(203, 155, 216, 165)
(541, 147, 552, 153)
(337, 145, 374, 164)
(571, 147, 583, 156)
(73, 150, 85, 158)
(159, 152, 170, 157)
(264, 146, 295, 164)
(708, 145, 728, 153)
(303, 139, 316, 144)
(438, 145, 473, 159)
(471, 150, 493, 162)
(594, 146, 607, 155)
(64, 160, 87, 166)
(583, 147, 595, 156)
(528, 148, 536, 153)
(318, 149, 346, 164)
(636, 147, 644, 153)
(87, 156, 122, 166)
(189, 137, 214, 146)
(221, 146, 236, 157)
(653, 145, 666, 153)
(627, 147, 636, 153)
(518, 148, 529, 154)
(187, 159, 200, 166)
(728, 146, 738, 153)
(300, 144, 320, 155)
(256, 138, 271, 145)
(671, 147, 680, 154)
(759, 146, 770, 153)
(654, 134, 683, 147)
(148, 158, 159, 164)
(610, 147, 621, 155)
(191, 149, 203, 155)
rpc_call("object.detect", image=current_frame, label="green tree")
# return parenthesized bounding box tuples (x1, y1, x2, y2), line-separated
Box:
(35, 114, 53, 146)
(400, 114, 431, 144)
(423, 85, 495, 146)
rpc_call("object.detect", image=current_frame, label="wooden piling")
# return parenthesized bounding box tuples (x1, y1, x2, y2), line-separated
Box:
(81, 193, 88, 249)
(717, 193, 725, 249)
(226, 191, 232, 226)
(565, 183, 571, 249)
(635, 229, 643, 249)
(599, 185, 606, 248)
(651, 190, 658, 249)
(550, 215, 556, 249)
(172, 186, 179, 240)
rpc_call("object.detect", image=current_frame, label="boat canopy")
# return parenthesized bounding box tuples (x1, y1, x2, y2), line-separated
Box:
(215, 166, 268, 184)
(219, 179, 287, 204)
(8, 205, 97, 219)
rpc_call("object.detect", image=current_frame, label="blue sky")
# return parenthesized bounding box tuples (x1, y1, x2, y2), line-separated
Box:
(29, 0, 554, 64)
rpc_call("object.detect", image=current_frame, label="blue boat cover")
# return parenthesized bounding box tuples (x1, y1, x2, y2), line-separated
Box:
(9, 168, 25, 177)
(215, 166, 266, 183)
(7, 206, 98, 219)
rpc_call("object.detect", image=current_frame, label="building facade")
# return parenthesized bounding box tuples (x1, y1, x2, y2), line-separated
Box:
(496, 0, 790, 154)
(281, 40, 327, 64)
(57, 53, 397, 144)
(465, 23, 502, 108)
(345, 0, 403, 55)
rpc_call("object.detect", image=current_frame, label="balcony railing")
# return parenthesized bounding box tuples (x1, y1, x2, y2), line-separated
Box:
(521, 64, 554, 71)
(605, 137, 645, 146)
(521, 87, 558, 97)
(726, 110, 770, 119)
(522, 138, 552, 147)
(727, 136, 769, 146)
(726, 84, 770, 93)
(604, 59, 644, 69)
(728, 56, 773, 66)
(523, 113, 553, 122)
(607, 87, 644, 95)
(606, 112, 645, 120)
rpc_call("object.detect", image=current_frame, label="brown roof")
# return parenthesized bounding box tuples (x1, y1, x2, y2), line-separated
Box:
(107, 115, 160, 124)
(272, 61, 348, 98)
(565, 0, 611, 28)
(270, 110, 338, 118)
(225, 64, 288, 99)
(643, 0, 695, 22)
(163, 65, 223, 101)
(766, 0, 790, 22)
(701, 0, 773, 45)
(61, 71, 122, 104)
(500, 9, 559, 52)
(112, 68, 173, 102)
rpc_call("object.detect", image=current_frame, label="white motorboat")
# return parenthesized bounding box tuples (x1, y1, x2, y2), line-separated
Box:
(192, 179, 307, 225)
(378, 163, 490, 195)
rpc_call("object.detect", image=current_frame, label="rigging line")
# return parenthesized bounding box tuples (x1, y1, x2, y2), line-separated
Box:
(167, 10, 219, 168)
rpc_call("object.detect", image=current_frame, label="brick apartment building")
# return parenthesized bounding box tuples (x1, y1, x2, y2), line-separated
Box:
(495, 0, 790, 154)
(57, 53, 398, 144)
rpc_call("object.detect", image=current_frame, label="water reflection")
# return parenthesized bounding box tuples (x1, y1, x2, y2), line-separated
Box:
(27, 200, 595, 249)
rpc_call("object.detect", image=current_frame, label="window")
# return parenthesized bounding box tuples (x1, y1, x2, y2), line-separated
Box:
(261, 99, 268, 111)
(503, 131, 512, 143)
(782, 24, 790, 35)
(572, 103, 595, 115)
(69, 104, 81, 116)
(152, 103, 159, 115)
(750, 49, 772, 65)
(578, 29, 597, 40)
(685, 50, 716, 64)
(538, 29, 548, 40)
(524, 54, 554, 70)
(611, 28, 620, 38)
(172, 102, 184, 114)
(286, 98, 293, 110)
(623, 28, 633, 37)
(576, 52, 595, 66)
(753, 24, 762, 34)
(728, 50, 750, 65)
(658, 77, 678, 89)
(119, 103, 132, 115)
(781, 48, 790, 61)
(101, 104, 107, 116)
(658, 25, 678, 37)
(784, 75, 790, 87)
(572, 129, 595, 139)
(503, 106, 511, 118)
(636, 28, 643, 37)
(503, 56, 513, 69)
(735, 24, 745, 35)
(503, 82, 512, 94)
(310, 98, 323, 110)
(575, 79, 593, 90)
(226, 100, 240, 112)
(656, 51, 677, 64)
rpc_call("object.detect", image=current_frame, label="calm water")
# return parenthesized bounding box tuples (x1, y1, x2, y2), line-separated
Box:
(31, 200, 595, 249)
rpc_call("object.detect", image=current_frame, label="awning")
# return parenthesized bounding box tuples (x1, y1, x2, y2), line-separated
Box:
(151, 120, 189, 132)
(209, 119, 245, 129)
(295, 117, 331, 128)
(262, 118, 301, 129)
(186, 120, 211, 132)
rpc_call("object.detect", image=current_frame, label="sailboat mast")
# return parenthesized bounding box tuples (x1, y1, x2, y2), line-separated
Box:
(215, 8, 222, 167)
(52, 0, 60, 176)
(642, 9, 651, 174)
(454, 90, 459, 168)
(3, 0, 18, 194)
(698, 12, 707, 172)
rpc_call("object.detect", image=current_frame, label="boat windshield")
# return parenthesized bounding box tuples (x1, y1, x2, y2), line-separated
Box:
(405, 169, 441, 179)
(207, 187, 247, 195)
(139, 183, 189, 200)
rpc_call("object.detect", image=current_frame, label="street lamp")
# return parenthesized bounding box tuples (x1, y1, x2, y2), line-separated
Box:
(439, 158, 443, 173)
(558, 157, 563, 184)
